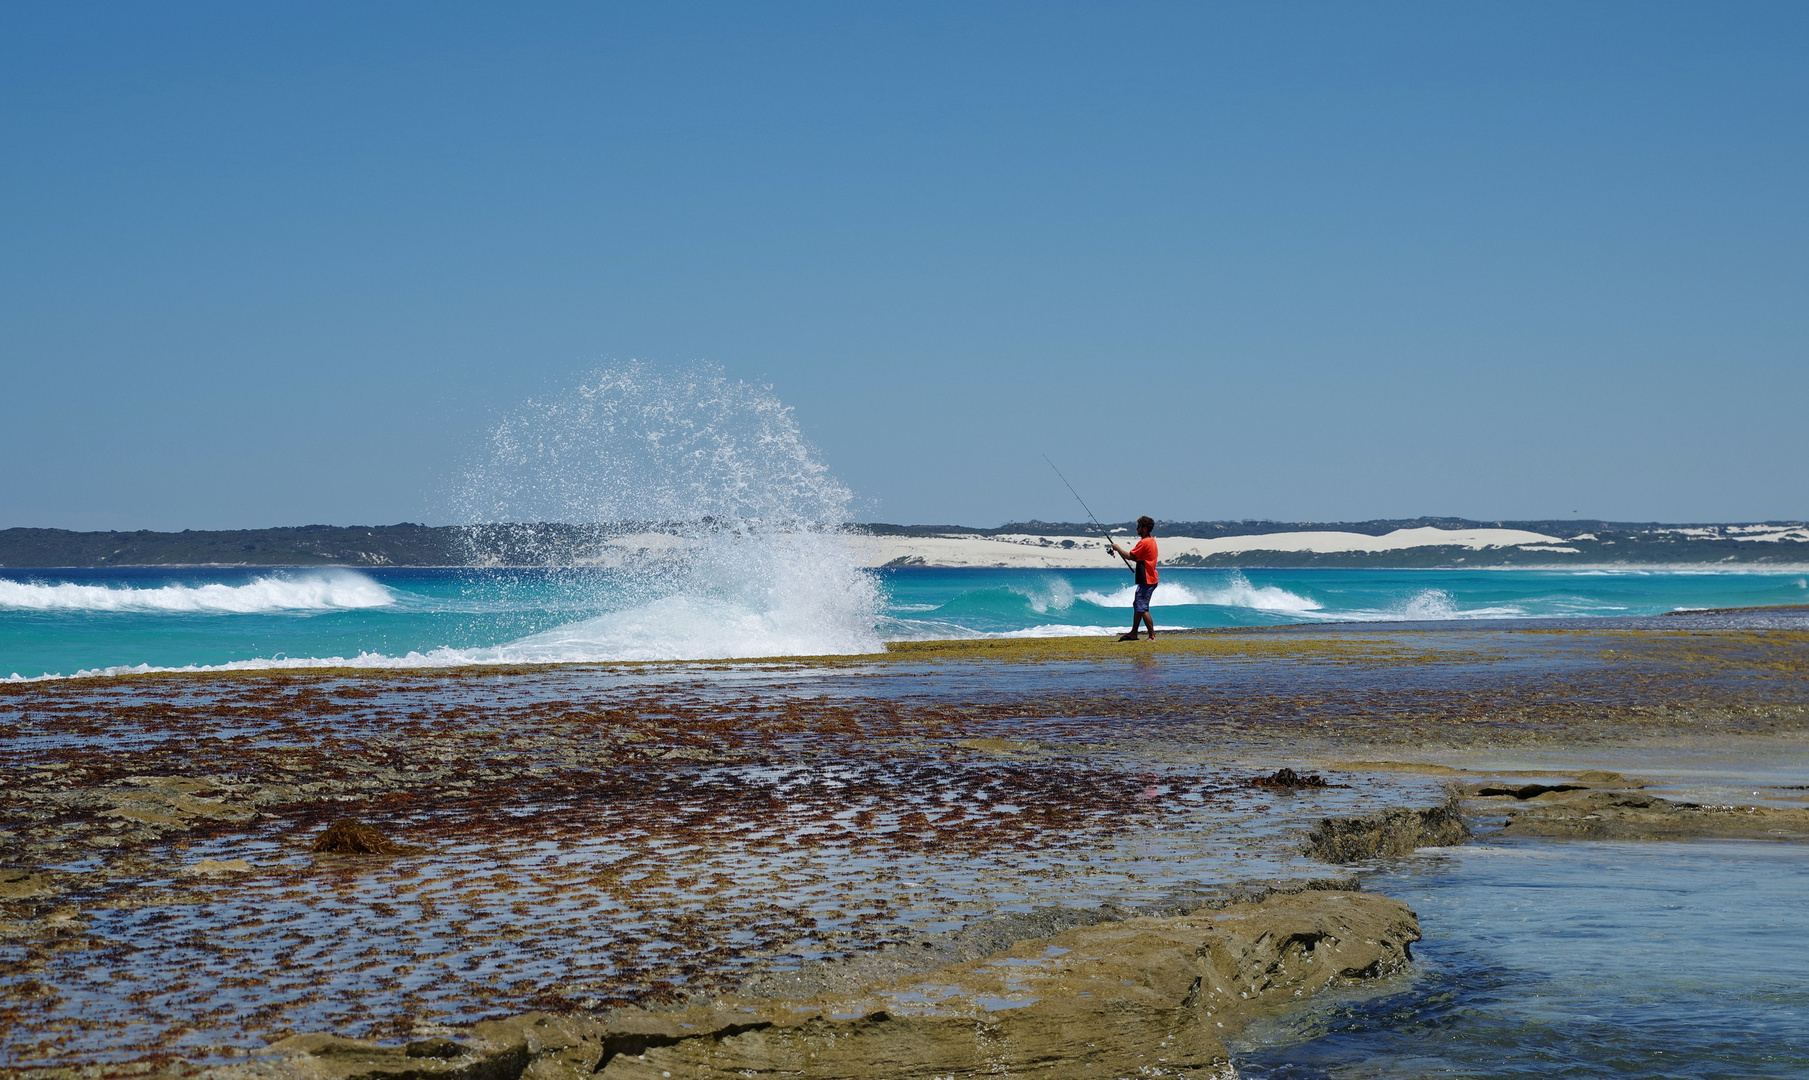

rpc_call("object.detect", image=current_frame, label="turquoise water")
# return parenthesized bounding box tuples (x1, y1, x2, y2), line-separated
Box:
(1234, 839, 1809, 1079)
(3, 564, 1807, 679)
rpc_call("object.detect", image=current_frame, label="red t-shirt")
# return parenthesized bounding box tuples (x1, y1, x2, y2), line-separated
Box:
(1128, 537, 1158, 585)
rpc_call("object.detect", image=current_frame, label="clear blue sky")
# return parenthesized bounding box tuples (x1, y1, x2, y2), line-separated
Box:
(3, 2, 1805, 530)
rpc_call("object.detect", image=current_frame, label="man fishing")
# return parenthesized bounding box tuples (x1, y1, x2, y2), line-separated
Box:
(1106, 516, 1158, 641)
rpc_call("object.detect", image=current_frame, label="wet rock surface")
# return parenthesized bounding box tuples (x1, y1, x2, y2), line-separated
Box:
(0, 872, 55, 902)
(733, 877, 1362, 1003)
(1301, 801, 1473, 863)
(1247, 768, 1338, 791)
(310, 819, 426, 855)
(217, 887, 1418, 1080)
(0, 626, 1803, 1066)
(1487, 788, 1809, 841)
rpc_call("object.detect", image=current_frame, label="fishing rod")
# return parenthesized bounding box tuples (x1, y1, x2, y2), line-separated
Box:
(1043, 455, 1133, 570)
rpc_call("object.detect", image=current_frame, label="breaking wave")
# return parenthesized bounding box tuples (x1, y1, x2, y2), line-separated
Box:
(1007, 577, 1078, 614)
(1343, 588, 1526, 622)
(0, 572, 394, 614)
(1077, 572, 1322, 613)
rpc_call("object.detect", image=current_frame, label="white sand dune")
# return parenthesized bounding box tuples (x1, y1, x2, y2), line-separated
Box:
(854, 526, 1565, 569)
(493, 526, 1570, 570)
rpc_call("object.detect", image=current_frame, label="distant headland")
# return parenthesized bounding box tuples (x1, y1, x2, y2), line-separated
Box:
(1, 518, 1805, 569)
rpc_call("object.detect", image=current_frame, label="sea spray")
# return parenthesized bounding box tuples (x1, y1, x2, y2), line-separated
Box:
(453, 363, 885, 660)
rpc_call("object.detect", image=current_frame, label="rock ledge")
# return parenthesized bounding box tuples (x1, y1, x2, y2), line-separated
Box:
(214, 889, 1419, 1080)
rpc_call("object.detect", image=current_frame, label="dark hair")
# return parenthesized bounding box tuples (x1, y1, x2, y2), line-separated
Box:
(1137, 515, 1155, 532)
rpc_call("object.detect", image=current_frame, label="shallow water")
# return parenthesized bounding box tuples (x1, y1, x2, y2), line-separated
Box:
(1234, 838, 1809, 1079)
(7, 751, 1396, 1060)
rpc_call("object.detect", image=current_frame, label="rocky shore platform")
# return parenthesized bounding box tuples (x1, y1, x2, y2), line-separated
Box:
(2, 625, 1805, 1075)
(1480, 781, 1809, 840)
(258, 883, 1417, 1080)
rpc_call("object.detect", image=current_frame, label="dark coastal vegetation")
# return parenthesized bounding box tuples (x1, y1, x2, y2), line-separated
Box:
(0, 523, 461, 568)
(0, 517, 1803, 567)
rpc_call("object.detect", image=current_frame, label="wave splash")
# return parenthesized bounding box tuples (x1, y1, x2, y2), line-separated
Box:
(479, 533, 880, 662)
(0, 572, 394, 614)
(452, 362, 883, 663)
(12, 365, 884, 679)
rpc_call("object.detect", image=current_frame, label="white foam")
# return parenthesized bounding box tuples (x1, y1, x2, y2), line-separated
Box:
(1393, 589, 1462, 620)
(1286, 588, 1527, 623)
(873, 620, 1118, 641)
(0, 572, 394, 614)
(1077, 572, 1322, 613)
(1391, 588, 1525, 620)
(997, 624, 1120, 638)
(8, 650, 476, 682)
(478, 531, 883, 663)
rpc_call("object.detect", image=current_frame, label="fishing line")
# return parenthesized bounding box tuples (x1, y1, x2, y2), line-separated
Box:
(1043, 455, 1132, 570)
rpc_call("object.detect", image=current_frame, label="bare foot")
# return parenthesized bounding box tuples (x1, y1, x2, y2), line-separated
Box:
(1118, 632, 1140, 642)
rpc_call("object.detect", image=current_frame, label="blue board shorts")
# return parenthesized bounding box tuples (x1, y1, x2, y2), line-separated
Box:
(1133, 583, 1157, 613)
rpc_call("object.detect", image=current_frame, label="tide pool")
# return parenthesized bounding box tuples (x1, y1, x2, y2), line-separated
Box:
(1234, 839, 1809, 1079)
